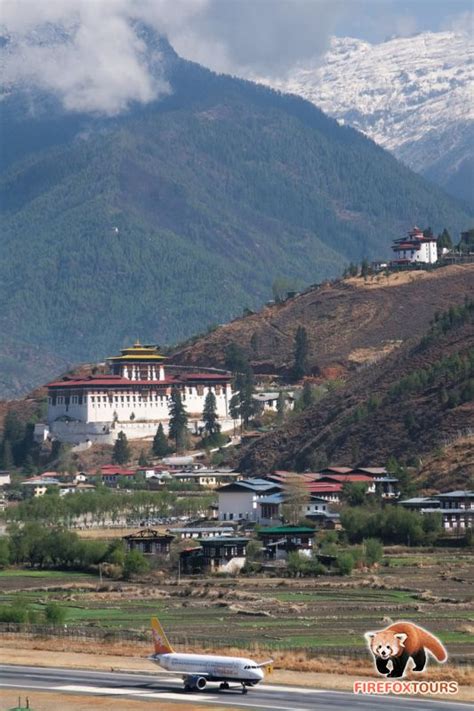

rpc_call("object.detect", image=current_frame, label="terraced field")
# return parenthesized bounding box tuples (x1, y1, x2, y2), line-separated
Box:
(1, 549, 472, 663)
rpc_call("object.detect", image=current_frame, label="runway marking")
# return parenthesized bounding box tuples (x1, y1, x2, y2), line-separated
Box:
(55, 684, 308, 709)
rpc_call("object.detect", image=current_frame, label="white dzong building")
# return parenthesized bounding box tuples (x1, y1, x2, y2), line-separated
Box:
(391, 226, 438, 265)
(44, 342, 234, 444)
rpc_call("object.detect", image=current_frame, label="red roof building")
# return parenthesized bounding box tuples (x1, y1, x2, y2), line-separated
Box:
(391, 226, 438, 266)
(44, 341, 234, 447)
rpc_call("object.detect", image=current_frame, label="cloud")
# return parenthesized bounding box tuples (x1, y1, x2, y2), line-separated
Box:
(1, 0, 343, 114)
(0, 0, 200, 115)
(1, 0, 459, 116)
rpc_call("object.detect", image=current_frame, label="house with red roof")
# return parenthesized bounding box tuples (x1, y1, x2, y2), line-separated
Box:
(391, 226, 438, 265)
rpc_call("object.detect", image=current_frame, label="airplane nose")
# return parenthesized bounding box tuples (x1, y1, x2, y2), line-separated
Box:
(257, 668, 264, 680)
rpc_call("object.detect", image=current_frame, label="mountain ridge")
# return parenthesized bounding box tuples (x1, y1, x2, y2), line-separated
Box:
(1, 33, 472, 396)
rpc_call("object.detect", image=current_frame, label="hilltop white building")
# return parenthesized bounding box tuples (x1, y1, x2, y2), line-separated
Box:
(391, 226, 438, 265)
(43, 342, 234, 445)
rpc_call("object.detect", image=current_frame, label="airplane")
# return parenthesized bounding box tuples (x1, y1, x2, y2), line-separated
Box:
(149, 616, 273, 694)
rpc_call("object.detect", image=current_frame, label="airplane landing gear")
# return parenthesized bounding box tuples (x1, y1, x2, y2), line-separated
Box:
(219, 682, 230, 690)
(241, 683, 248, 694)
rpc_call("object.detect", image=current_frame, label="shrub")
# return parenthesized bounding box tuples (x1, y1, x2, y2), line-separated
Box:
(0, 537, 10, 568)
(336, 552, 354, 576)
(123, 550, 150, 580)
(44, 602, 66, 625)
(363, 538, 384, 566)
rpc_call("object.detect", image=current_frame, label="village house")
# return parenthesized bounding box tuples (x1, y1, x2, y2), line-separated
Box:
(21, 475, 60, 497)
(391, 226, 438, 266)
(179, 536, 249, 574)
(258, 525, 316, 560)
(217, 479, 282, 523)
(168, 526, 235, 540)
(257, 491, 331, 526)
(123, 529, 175, 557)
(170, 469, 242, 489)
(99, 464, 136, 488)
(399, 490, 474, 531)
(252, 391, 295, 413)
(40, 341, 234, 445)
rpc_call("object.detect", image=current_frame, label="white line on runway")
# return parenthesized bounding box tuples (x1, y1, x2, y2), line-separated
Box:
(55, 684, 309, 710)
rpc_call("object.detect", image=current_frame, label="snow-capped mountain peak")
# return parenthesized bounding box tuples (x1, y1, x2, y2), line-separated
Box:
(256, 31, 473, 205)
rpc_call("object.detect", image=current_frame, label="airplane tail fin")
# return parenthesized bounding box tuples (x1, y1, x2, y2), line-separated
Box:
(151, 617, 174, 655)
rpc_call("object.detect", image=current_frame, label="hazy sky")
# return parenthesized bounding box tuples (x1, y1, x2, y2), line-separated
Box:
(1, 0, 472, 114)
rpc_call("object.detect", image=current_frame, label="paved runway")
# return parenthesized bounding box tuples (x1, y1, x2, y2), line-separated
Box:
(0, 664, 470, 711)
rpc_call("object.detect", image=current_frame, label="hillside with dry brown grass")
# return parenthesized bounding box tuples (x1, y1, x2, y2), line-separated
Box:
(239, 306, 474, 488)
(170, 264, 474, 378)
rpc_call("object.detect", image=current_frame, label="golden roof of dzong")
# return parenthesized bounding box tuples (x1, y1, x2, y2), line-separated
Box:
(107, 341, 166, 362)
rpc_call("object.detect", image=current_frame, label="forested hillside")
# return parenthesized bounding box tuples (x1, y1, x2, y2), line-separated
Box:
(1, 37, 472, 396)
(239, 299, 474, 484)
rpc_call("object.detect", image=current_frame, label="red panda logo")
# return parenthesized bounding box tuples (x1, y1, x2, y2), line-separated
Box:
(365, 621, 447, 678)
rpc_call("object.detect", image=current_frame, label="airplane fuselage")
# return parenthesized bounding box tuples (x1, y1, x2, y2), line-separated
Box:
(151, 652, 264, 685)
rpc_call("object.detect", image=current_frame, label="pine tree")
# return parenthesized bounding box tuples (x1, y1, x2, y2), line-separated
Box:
(360, 258, 370, 279)
(152, 423, 170, 457)
(236, 365, 255, 427)
(276, 391, 286, 422)
(0, 439, 14, 470)
(437, 228, 453, 251)
(203, 390, 220, 437)
(112, 431, 130, 465)
(138, 450, 148, 466)
(290, 326, 309, 382)
(168, 390, 188, 452)
(301, 381, 314, 409)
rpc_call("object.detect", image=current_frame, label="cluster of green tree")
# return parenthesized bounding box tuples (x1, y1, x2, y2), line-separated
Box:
(389, 349, 474, 405)
(0, 410, 39, 472)
(428, 226, 474, 252)
(2, 40, 471, 396)
(0, 523, 149, 580)
(7, 488, 215, 526)
(340, 505, 442, 546)
(285, 537, 384, 578)
(225, 343, 256, 428)
(0, 597, 67, 625)
(420, 298, 474, 349)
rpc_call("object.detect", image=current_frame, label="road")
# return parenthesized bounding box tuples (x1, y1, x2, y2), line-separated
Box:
(0, 665, 470, 711)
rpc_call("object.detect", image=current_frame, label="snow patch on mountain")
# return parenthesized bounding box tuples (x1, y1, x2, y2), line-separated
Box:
(256, 31, 473, 204)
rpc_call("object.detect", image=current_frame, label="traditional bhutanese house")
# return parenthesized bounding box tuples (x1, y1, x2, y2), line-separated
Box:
(436, 491, 474, 531)
(182, 536, 249, 573)
(42, 341, 234, 445)
(258, 525, 316, 560)
(305, 482, 343, 503)
(170, 470, 242, 489)
(99, 464, 136, 488)
(168, 526, 235, 540)
(123, 529, 175, 557)
(315, 468, 399, 498)
(399, 491, 474, 531)
(21, 476, 60, 497)
(217, 479, 282, 523)
(257, 491, 331, 526)
(391, 226, 438, 265)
